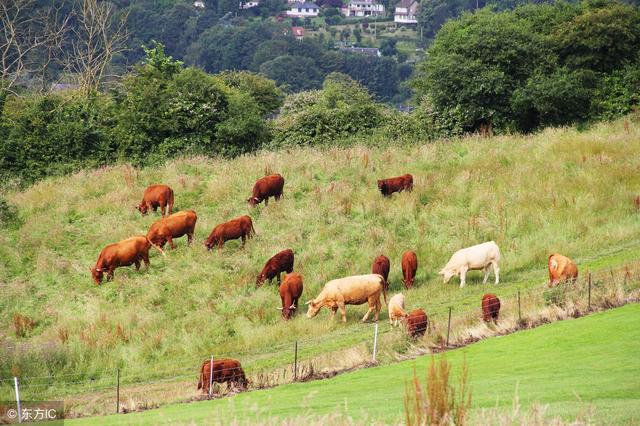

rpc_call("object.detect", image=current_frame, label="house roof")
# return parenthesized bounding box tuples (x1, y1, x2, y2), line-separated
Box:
(339, 46, 381, 56)
(291, 26, 305, 36)
(395, 0, 417, 8)
(290, 2, 319, 8)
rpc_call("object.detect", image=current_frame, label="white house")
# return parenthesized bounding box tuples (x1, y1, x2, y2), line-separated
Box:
(240, 0, 259, 8)
(194, 1, 205, 8)
(394, 0, 418, 24)
(341, 0, 385, 17)
(286, 2, 320, 17)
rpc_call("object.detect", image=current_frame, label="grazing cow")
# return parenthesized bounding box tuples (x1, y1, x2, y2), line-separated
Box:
(146, 210, 197, 249)
(481, 293, 501, 322)
(371, 255, 390, 289)
(248, 174, 285, 207)
(204, 215, 255, 250)
(306, 274, 387, 323)
(91, 236, 165, 285)
(440, 241, 501, 288)
(548, 253, 578, 287)
(136, 184, 174, 217)
(377, 174, 413, 197)
(406, 309, 428, 338)
(388, 293, 408, 326)
(401, 251, 418, 289)
(277, 273, 304, 320)
(256, 249, 294, 287)
(197, 358, 248, 394)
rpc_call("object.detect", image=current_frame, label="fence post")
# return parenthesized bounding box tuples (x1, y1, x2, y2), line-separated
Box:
(115, 368, 120, 415)
(293, 341, 298, 382)
(14, 377, 22, 423)
(372, 323, 379, 362)
(446, 307, 452, 347)
(518, 290, 521, 322)
(208, 355, 214, 398)
(588, 273, 592, 310)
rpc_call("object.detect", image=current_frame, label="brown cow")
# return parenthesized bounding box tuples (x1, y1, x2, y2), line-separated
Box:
(136, 184, 174, 217)
(371, 255, 390, 289)
(548, 253, 578, 287)
(256, 249, 294, 287)
(204, 215, 255, 250)
(146, 210, 197, 249)
(481, 293, 501, 322)
(377, 174, 413, 197)
(197, 358, 248, 394)
(91, 236, 165, 285)
(248, 174, 285, 207)
(406, 309, 428, 338)
(278, 273, 304, 320)
(401, 251, 418, 289)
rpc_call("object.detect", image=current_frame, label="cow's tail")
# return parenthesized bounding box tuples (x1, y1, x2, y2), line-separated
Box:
(250, 221, 256, 237)
(197, 361, 205, 390)
(147, 237, 166, 257)
(168, 189, 175, 214)
(380, 275, 388, 306)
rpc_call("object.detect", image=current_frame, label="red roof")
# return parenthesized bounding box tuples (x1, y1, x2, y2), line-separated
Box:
(291, 26, 305, 37)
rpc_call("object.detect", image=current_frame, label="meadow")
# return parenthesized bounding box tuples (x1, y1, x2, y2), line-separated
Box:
(1, 115, 640, 414)
(67, 303, 640, 425)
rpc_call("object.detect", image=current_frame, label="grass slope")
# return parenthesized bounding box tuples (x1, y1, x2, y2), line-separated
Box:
(69, 303, 640, 425)
(1, 117, 640, 400)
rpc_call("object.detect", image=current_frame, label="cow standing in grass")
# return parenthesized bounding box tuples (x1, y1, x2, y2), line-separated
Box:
(401, 251, 418, 289)
(204, 215, 255, 250)
(197, 358, 248, 394)
(136, 184, 174, 217)
(91, 236, 165, 285)
(248, 174, 285, 207)
(377, 174, 413, 197)
(388, 293, 408, 326)
(256, 249, 294, 287)
(278, 273, 304, 320)
(146, 210, 197, 249)
(440, 241, 501, 288)
(371, 255, 390, 289)
(481, 293, 501, 323)
(306, 274, 387, 323)
(406, 309, 428, 338)
(548, 253, 578, 287)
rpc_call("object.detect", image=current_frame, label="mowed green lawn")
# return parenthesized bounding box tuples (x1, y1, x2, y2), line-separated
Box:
(70, 304, 640, 425)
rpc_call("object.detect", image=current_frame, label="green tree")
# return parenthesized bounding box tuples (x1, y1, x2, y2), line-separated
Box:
(259, 55, 323, 91)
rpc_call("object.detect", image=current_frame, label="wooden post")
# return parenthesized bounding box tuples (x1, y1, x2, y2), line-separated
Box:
(14, 377, 22, 423)
(518, 290, 521, 322)
(115, 368, 120, 414)
(372, 323, 379, 362)
(588, 273, 592, 310)
(293, 341, 298, 382)
(208, 355, 214, 398)
(446, 307, 452, 347)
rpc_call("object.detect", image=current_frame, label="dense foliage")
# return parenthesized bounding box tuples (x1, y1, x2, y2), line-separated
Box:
(413, 0, 640, 134)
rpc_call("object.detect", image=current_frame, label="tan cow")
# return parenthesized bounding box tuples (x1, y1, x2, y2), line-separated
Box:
(306, 274, 387, 323)
(548, 253, 578, 287)
(388, 293, 408, 326)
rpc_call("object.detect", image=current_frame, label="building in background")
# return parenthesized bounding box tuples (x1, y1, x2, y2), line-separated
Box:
(287, 2, 320, 17)
(341, 0, 385, 17)
(394, 0, 418, 24)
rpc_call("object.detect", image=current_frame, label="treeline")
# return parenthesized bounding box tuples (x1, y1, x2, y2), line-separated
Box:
(414, 0, 640, 134)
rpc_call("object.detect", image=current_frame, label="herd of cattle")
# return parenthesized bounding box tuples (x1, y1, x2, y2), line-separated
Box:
(89, 173, 581, 393)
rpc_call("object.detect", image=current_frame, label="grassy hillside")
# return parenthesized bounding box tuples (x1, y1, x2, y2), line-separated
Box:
(1, 116, 640, 404)
(68, 303, 640, 425)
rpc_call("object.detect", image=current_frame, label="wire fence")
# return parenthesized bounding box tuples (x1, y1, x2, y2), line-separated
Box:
(1, 262, 639, 418)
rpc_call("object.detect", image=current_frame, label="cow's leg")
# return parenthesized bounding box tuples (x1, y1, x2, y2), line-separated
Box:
(161, 203, 166, 217)
(241, 235, 246, 247)
(187, 232, 193, 246)
(134, 260, 141, 270)
(143, 252, 150, 268)
(277, 272, 282, 284)
(337, 302, 347, 322)
(107, 268, 115, 281)
(361, 299, 375, 322)
(483, 265, 490, 284)
(492, 262, 500, 284)
(330, 306, 338, 320)
(374, 299, 381, 322)
(168, 236, 175, 250)
(459, 266, 468, 288)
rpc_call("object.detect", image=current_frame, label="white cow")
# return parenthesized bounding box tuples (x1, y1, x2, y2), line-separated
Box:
(306, 274, 386, 323)
(439, 241, 501, 288)
(388, 293, 408, 326)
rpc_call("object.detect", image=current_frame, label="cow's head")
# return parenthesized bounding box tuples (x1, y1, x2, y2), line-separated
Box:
(305, 300, 321, 318)
(247, 197, 260, 207)
(256, 273, 266, 287)
(204, 239, 213, 251)
(439, 268, 456, 284)
(91, 267, 104, 285)
(136, 203, 148, 215)
(277, 304, 296, 320)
